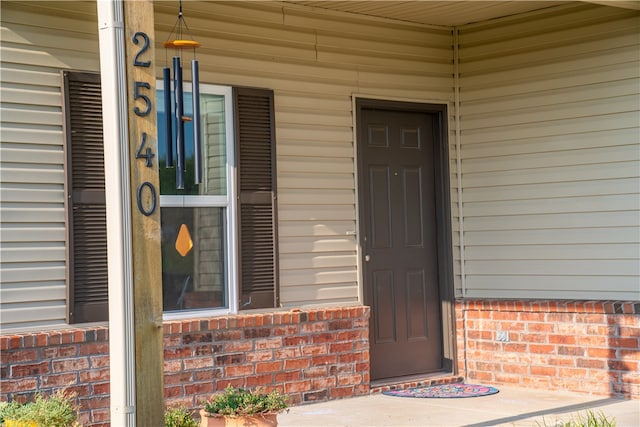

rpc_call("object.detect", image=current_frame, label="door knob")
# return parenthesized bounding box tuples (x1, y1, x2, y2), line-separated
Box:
(365, 255, 371, 262)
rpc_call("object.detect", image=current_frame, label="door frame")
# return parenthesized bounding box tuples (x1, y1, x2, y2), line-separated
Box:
(354, 97, 457, 376)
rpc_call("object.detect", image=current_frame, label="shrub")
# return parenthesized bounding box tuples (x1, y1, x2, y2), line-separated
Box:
(0, 390, 78, 427)
(202, 386, 288, 417)
(164, 406, 198, 427)
(538, 410, 616, 427)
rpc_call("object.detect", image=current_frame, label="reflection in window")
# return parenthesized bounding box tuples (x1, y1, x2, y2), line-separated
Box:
(161, 207, 226, 311)
(157, 91, 227, 196)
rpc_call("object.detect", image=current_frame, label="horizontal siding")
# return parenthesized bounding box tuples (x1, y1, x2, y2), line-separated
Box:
(465, 276, 640, 300)
(465, 210, 640, 230)
(1, 282, 66, 303)
(457, 3, 640, 300)
(461, 128, 638, 158)
(465, 244, 639, 260)
(1, 0, 457, 328)
(0, 0, 100, 330)
(153, 1, 456, 306)
(5, 0, 637, 331)
(0, 245, 65, 263)
(463, 178, 640, 202)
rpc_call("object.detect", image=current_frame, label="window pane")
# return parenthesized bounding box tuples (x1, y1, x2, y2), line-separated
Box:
(157, 91, 227, 196)
(161, 207, 226, 311)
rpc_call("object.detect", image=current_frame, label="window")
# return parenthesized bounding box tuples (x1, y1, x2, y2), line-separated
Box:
(157, 85, 236, 314)
(63, 72, 278, 323)
(158, 85, 280, 314)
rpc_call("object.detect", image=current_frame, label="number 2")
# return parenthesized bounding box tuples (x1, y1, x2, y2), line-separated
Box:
(132, 32, 151, 67)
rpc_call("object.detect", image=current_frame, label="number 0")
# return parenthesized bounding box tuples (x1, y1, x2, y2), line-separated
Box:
(137, 181, 157, 216)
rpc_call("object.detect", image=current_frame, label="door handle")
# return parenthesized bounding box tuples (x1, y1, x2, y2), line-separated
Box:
(365, 255, 371, 262)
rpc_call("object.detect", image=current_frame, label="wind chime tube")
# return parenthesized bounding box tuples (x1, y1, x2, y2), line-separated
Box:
(191, 59, 202, 185)
(162, 67, 173, 168)
(173, 56, 185, 190)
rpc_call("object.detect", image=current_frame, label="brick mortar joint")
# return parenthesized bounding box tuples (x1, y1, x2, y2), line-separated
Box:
(457, 299, 640, 315)
(165, 306, 369, 331)
(1, 328, 110, 349)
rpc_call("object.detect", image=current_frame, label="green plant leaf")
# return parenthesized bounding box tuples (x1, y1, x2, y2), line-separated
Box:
(203, 385, 288, 416)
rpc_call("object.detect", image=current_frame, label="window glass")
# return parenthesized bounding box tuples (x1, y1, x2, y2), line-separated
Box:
(160, 207, 226, 311)
(157, 91, 227, 196)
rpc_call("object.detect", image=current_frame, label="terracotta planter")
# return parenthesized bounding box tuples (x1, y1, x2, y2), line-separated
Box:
(199, 410, 225, 427)
(200, 409, 278, 427)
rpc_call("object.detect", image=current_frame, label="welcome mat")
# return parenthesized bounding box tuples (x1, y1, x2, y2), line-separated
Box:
(382, 383, 499, 398)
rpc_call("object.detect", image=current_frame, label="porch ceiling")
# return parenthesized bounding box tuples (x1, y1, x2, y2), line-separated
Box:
(285, 1, 639, 27)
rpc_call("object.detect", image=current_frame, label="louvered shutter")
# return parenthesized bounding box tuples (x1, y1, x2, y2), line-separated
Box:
(234, 87, 279, 310)
(63, 71, 108, 323)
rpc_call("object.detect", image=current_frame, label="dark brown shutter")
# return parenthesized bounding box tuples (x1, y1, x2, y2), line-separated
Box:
(62, 71, 108, 323)
(234, 87, 279, 310)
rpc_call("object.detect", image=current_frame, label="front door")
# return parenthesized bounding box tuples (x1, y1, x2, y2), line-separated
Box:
(357, 100, 444, 380)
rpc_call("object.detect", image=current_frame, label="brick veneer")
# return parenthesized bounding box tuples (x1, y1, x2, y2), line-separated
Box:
(0, 306, 370, 426)
(0, 327, 111, 426)
(3, 300, 638, 425)
(456, 300, 640, 399)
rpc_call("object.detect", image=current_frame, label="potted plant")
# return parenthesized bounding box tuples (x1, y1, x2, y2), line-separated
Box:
(165, 406, 198, 427)
(200, 385, 288, 427)
(0, 390, 78, 427)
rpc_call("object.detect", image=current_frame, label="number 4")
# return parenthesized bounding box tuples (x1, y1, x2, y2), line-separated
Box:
(136, 132, 154, 168)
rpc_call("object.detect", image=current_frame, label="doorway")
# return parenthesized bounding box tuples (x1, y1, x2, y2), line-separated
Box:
(356, 98, 454, 381)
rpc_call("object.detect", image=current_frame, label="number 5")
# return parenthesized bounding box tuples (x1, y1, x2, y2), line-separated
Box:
(134, 81, 151, 116)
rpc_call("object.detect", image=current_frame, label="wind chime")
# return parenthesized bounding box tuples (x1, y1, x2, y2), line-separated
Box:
(163, 0, 202, 190)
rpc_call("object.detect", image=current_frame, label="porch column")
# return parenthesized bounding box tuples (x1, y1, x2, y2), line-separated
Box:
(97, 0, 163, 425)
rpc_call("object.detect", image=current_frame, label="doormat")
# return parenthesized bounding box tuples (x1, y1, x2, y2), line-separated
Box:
(382, 383, 499, 398)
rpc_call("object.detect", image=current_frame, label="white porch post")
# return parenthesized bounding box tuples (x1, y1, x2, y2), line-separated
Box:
(96, 0, 137, 425)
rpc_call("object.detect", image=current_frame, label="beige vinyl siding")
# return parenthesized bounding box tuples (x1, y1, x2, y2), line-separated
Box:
(1, 1, 457, 329)
(6, 0, 636, 332)
(155, 1, 456, 306)
(457, 3, 640, 300)
(0, 1, 100, 329)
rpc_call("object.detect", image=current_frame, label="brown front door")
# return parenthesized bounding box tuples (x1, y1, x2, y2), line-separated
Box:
(358, 101, 444, 380)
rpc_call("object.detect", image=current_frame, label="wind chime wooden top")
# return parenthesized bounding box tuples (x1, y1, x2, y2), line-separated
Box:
(163, 0, 200, 50)
(163, 39, 200, 49)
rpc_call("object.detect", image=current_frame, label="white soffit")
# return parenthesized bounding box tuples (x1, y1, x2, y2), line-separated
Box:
(285, 1, 637, 27)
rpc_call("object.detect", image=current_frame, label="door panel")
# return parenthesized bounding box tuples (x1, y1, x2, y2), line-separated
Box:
(373, 270, 396, 343)
(359, 107, 443, 380)
(403, 167, 424, 247)
(407, 269, 427, 340)
(369, 166, 392, 249)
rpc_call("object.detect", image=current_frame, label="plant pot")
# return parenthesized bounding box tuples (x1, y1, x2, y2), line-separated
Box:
(199, 410, 225, 427)
(200, 410, 278, 427)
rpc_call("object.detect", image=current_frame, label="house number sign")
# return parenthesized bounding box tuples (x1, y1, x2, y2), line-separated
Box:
(131, 31, 157, 217)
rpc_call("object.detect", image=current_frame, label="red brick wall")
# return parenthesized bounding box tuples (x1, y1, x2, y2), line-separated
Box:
(0, 306, 370, 426)
(456, 300, 640, 399)
(4, 300, 637, 425)
(0, 327, 111, 425)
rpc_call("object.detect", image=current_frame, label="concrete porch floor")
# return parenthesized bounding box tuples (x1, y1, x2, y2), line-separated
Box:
(278, 385, 640, 426)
